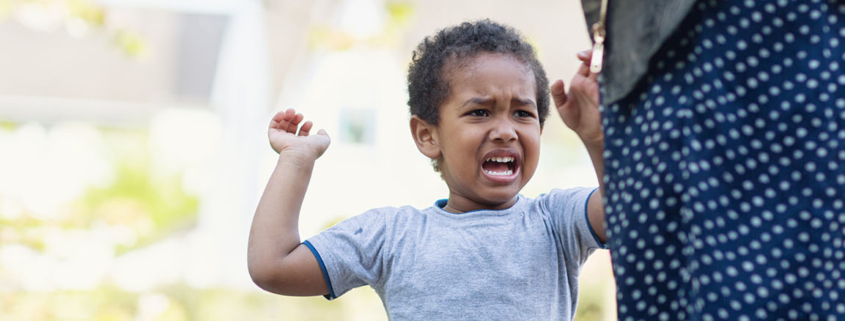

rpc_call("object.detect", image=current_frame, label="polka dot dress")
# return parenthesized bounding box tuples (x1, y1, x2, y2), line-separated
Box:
(601, 0, 845, 320)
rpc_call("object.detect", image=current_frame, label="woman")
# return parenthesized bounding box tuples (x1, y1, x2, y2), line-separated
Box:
(582, 0, 845, 319)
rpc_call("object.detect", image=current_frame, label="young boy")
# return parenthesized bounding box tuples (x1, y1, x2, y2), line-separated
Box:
(248, 20, 606, 320)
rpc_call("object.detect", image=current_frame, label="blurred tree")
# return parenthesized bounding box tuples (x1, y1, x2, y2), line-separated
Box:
(0, 0, 148, 57)
(72, 128, 199, 254)
(307, 1, 414, 51)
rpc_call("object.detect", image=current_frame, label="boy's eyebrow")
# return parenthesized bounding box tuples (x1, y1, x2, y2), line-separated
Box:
(461, 97, 537, 108)
(512, 97, 537, 107)
(461, 97, 494, 108)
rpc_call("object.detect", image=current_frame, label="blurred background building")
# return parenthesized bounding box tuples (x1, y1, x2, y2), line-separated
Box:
(0, 0, 615, 320)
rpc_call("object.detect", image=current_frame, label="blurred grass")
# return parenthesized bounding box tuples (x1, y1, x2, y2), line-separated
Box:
(0, 284, 382, 321)
(0, 283, 609, 320)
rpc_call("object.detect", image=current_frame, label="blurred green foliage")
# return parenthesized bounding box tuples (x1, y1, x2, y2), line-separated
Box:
(0, 0, 104, 25)
(0, 0, 147, 57)
(67, 0, 105, 26)
(308, 1, 414, 51)
(113, 29, 148, 57)
(386, 1, 413, 26)
(0, 125, 196, 253)
(0, 124, 202, 319)
(78, 162, 198, 254)
(73, 127, 198, 254)
(0, 120, 15, 130)
(0, 1, 10, 18)
(576, 284, 610, 321)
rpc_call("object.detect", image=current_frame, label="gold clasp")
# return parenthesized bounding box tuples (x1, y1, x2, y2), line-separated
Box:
(590, 22, 605, 73)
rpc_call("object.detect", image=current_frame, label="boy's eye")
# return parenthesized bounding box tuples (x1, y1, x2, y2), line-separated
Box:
(514, 110, 535, 118)
(467, 110, 489, 117)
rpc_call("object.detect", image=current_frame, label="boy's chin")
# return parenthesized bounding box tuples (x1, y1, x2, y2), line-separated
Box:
(477, 189, 521, 208)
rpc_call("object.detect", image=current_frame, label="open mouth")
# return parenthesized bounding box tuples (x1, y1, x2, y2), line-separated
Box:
(481, 156, 517, 176)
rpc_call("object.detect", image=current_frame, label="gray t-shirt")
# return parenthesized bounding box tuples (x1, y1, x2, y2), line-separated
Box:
(305, 187, 606, 320)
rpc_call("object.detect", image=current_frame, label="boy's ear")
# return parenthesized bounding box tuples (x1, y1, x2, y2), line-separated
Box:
(409, 115, 441, 159)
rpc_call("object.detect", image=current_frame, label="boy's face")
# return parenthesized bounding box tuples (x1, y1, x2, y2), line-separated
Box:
(432, 53, 541, 212)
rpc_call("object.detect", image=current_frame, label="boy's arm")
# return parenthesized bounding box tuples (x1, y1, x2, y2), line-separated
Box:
(552, 50, 607, 244)
(248, 109, 332, 296)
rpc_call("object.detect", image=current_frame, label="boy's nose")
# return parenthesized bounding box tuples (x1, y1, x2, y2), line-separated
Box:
(489, 119, 518, 143)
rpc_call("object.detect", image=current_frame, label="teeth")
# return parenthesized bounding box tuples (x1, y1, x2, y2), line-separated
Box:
(486, 156, 514, 163)
(484, 169, 514, 176)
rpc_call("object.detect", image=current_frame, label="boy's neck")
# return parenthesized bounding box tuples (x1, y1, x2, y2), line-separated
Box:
(443, 203, 462, 213)
(442, 196, 519, 213)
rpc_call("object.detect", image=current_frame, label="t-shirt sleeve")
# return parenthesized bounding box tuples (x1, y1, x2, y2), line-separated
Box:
(540, 187, 608, 265)
(304, 208, 388, 300)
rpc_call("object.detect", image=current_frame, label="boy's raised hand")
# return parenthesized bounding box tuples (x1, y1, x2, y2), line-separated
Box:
(553, 50, 607, 243)
(268, 108, 331, 159)
(253, 108, 332, 296)
(552, 50, 602, 148)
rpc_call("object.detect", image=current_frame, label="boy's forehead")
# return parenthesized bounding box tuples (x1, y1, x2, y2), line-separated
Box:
(445, 52, 531, 75)
(441, 52, 534, 85)
(443, 53, 536, 91)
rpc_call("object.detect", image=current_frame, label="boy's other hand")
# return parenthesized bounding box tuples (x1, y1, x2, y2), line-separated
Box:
(268, 108, 331, 160)
(552, 50, 602, 148)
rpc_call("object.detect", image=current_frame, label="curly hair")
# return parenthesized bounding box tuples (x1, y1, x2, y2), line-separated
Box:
(407, 19, 550, 126)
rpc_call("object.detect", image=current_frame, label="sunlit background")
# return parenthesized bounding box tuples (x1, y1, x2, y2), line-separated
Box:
(0, 0, 615, 320)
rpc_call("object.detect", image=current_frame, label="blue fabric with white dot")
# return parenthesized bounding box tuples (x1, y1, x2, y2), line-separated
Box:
(601, 0, 845, 320)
